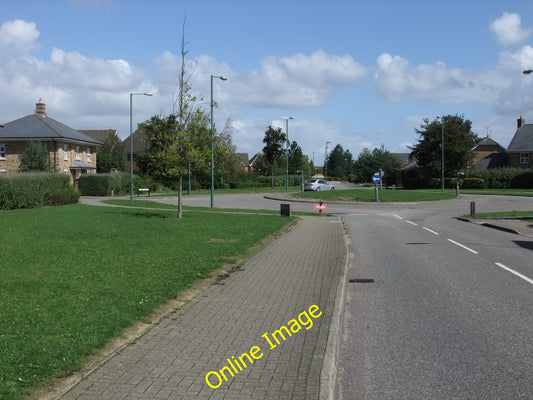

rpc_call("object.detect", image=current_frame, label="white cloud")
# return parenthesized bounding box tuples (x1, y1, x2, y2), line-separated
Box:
(374, 53, 507, 104)
(490, 12, 531, 47)
(0, 19, 40, 56)
(229, 50, 367, 109)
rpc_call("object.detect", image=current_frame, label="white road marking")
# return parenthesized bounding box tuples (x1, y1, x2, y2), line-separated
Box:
(495, 262, 533, 285)
(350, 213, 368, 216)
(422, 227, 439, 235)
(406, 220, 418, 226)
(447, 239, 479, 254)
(393, 215, 403, 220)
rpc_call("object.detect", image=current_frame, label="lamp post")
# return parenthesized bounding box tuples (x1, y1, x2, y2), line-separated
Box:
(312, 152, 315, 176)
(283, 116, 294, 192)
(324, 142, 329, 179)
(437, 116, 445, 192)
(210, 75, 228, 209)
(130, 92, 152, 201)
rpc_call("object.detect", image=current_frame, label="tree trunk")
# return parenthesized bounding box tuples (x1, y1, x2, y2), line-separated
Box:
(177, 174, 183, 219)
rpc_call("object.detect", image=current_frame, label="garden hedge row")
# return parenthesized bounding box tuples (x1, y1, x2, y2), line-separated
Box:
(78, 172, 163, 196)
(403, 168, 533, 189)
(0, 173, 79, 210)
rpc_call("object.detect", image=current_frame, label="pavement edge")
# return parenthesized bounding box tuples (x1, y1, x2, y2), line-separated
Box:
(319, 215, 350, 400)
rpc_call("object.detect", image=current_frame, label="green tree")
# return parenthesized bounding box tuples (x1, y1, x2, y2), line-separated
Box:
(262, 125, 286, 187)
(97, 132, 125, 173)
(353, 145, 403, 185)
(288, 141, 304, 174)
(18, 141, 50, 171)
(137, 18, 212, 218)
(325, 144, 353, 179)
(410, 115, 479, 181)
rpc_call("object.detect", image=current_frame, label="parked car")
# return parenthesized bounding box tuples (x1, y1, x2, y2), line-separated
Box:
(303, 179, 335, 191)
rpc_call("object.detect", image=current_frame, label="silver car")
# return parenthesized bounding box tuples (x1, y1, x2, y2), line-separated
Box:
(303, 179, 335, 191)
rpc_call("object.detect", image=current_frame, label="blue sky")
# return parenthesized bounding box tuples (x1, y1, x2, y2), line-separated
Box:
(1, 0, 533, 165)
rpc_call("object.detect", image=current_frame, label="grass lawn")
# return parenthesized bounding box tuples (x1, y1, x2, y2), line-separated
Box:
(293, 189, 457, 202)
(0, 205, 293, 400)
(459, 188, 533, 197)
(102, 199, 318, 216)
(465, 210, 533, 221)
(150, 185, 304, 197)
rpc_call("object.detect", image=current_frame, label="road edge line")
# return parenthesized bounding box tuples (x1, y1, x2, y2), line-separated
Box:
(319, 215, 350, 400)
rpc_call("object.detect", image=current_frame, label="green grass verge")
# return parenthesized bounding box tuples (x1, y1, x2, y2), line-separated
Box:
(458, 189, 533, 197)
(464, 210, 533, 220)
(101, 199, 317, 216)
(293, 189, 457, 202)
(150, 185, 304, 197)
(0, 205, 293, 400)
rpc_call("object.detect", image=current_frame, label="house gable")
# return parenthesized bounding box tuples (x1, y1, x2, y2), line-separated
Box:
(507, 119, 533, 168)
(0, 100, 102, 182)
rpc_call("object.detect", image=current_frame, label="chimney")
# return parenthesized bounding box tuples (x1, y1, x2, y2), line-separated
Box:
(35, 98, 46, 116)
(517, 115, 525, 128)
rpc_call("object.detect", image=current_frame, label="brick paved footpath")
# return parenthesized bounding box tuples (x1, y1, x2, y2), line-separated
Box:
(58, 216, 347, 400)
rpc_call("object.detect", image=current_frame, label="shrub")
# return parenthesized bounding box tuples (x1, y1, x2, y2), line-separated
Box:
(49, 186, 80, 205)
(79, 172, 131, 196)
(461, 177, 484, 189)
(0, 173, 75, 210)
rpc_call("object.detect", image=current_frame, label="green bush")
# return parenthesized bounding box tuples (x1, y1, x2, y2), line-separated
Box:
(511, 170, 533, 189)
(48, 186, 80, 205)
(461, 177, 485, 189)
(79, 172, 131, 196)
(465, 168, 532, 189)
(0, 173, 75, 210)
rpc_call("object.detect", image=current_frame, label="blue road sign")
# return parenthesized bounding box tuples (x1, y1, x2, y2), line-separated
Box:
(372, 174, 381, 184)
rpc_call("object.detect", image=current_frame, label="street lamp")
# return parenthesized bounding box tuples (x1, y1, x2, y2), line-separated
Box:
(283, 116, 294, 192)
(210, 75, 228, 209)
(130, 92, 152, 201)
(324, 142, 330, 179)
(436, 116, 445, 192)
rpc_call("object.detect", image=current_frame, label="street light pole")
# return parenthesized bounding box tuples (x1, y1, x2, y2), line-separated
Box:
(210, 75, 227, 209)
(436, 116, 445, 192)
(441, 118, 445, 192)
(324, 142, 329, 179)
(283, 116, 294, 192)
(130, 92, 152, 201)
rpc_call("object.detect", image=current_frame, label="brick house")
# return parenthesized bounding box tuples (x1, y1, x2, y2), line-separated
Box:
(471, 135, 507, 170)
(507, 116, 533, 169)
(0, 100, 102, 184)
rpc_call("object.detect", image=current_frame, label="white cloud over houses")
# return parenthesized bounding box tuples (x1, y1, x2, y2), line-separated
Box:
(229, 50, 367, 109)
(373, 53, 508, 104)
(490, 12, 531, 46)
(1, 11, 533, 164)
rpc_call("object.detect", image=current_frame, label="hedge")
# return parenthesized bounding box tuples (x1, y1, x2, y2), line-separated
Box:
(78, 172, 163, 196)
(402, 168, 533, 189)
(79, 172, 131, 196)
(0, 173, 79, 210)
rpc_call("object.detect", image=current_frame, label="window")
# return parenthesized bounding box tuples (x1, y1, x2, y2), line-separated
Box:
(87, 147, 92, 162)
(76, 146, 80, 160)
(0, 144, 5, 160)
(519, 153, 529, 165)
(63, 145, 68, 160)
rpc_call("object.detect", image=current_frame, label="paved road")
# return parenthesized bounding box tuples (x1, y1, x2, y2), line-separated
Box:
(56, 214, 346, 400)
(335, 199, 533, 399)
(78, 192, 533, 399)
